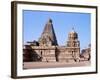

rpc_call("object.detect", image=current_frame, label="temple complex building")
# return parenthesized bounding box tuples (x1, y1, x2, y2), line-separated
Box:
(80, 44, 91, 61)
(23, 19, 90, 62)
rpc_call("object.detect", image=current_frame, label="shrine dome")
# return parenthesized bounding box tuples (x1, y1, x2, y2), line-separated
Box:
(68, 28, 78, 40)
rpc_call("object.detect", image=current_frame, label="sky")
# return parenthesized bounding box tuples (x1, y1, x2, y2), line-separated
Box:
(23, 10, 91, 49)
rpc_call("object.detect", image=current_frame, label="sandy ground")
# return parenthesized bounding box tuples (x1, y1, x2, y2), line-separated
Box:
(23, 61, 90, 69)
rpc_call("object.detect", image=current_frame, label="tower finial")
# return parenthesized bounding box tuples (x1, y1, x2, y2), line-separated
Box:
(48, 18, 52, 23)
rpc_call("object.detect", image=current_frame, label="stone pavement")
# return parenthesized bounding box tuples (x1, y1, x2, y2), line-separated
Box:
(23, 61, 90, 69)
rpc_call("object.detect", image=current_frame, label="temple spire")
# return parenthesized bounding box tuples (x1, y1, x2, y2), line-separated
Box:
(42, 18, 53, 34)
(39, 18, 58, 46)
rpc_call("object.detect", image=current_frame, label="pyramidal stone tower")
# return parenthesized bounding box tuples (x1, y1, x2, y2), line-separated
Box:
(39, 18, 58, 46)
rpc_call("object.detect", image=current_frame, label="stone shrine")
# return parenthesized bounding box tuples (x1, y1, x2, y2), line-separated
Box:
(23, 19, 90, 62)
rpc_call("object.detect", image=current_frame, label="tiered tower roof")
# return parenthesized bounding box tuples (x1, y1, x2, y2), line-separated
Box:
(39, 18, 58, 45)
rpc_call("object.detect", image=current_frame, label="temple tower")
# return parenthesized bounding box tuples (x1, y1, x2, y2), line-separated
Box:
(38, 18, 58, 62)
(66, 28, 80, 62)
(39, 18, 58, 46)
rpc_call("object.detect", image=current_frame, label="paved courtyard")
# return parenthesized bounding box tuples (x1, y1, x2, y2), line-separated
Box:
(23, 61, 90, 69)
